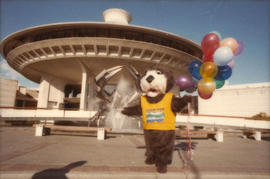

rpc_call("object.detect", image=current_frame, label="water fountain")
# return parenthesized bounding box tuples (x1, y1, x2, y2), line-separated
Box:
(105, 76, 142, 133)
(87, 65, 142, 133)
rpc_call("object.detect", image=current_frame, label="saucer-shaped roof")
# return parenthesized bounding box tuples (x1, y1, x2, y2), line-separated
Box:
(0, 22, 202, 84)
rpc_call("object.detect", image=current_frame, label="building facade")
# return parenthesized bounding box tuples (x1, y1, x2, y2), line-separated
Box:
(0, 78, 17, 107)
(0, 78, 38, 108)
(16, 86, 38, 108)
(198, 82, 270, 117)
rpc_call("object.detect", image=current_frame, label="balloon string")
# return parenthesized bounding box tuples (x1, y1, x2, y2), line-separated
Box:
(185, 103, 192, 168)
(183, 103, 192, 179)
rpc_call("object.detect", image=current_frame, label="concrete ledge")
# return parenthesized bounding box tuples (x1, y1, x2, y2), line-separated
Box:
(1, 170, 270, 179)
(176, 115, 270, 130)
(0, 109, 97, 118)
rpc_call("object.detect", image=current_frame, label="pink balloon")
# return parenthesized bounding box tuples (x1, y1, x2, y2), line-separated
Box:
(227, 59, 235, 69)
(234, 40, 244, 56)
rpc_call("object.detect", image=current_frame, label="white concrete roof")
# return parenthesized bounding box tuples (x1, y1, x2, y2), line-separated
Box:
(218, 82, 270, 90)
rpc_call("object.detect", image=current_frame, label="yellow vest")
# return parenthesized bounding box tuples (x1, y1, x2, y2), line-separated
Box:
(141, 93, 176, 130)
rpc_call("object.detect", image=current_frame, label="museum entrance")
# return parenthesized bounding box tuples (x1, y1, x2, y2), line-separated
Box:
(63, 84, 81, 109)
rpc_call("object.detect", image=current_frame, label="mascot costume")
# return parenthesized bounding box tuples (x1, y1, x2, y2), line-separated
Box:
(122, 67, 191, 173)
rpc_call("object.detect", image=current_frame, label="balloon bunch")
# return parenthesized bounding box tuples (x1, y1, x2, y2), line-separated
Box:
(176, 31, 244, 99)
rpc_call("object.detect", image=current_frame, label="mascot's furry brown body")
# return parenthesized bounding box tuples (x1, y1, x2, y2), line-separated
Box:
(122, 68, 190, 173)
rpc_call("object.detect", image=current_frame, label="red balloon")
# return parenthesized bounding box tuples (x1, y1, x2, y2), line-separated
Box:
(201, 33, 220, 62)
(198, 91, 213, 99)
(203, 55, 213, 62)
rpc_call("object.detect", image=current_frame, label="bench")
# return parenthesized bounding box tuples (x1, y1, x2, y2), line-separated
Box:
(242, 129, 268, 141)
(35, 124, 111, 140)
(175, 129, 224, 142)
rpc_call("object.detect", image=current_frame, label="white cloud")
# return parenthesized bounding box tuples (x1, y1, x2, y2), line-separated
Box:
(25, 81, 39, 90)
(0, 59, 23, 80)
(0, 59, 39, 88)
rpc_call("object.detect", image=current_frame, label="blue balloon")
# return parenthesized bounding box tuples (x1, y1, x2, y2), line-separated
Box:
(215, 65, 232, 80)
(188, 60, 202, 80)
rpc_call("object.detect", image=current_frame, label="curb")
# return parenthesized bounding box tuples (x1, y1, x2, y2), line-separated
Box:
(1, 171, 270, 179)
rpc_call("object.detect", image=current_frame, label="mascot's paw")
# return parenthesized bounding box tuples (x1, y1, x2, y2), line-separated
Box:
(183, 95, 192, 103)
(145, 157, 155, 165)
(121, 107, 129, 115)
(156, 163, 167, 173)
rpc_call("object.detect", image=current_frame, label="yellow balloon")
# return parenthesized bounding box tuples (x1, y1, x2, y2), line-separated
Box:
(197, 78, 216, 94)
(220, 38, 238, 53)
(200, 62, 218, 79)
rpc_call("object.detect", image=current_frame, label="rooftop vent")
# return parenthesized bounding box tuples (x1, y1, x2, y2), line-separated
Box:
(102, 8, 132, 25)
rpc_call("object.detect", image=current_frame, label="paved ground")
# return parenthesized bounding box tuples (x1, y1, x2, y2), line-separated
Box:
(0, 127, 269, 179)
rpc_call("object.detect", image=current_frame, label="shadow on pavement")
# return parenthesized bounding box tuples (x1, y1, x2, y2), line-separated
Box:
(31, 160, 87, 179)
(175, 142, 201, 179)
(174, 141, 198, 151)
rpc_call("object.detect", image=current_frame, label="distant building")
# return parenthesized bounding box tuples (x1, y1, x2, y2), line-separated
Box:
(0, 78, 17, 107)
(198, 82, 270, 117)
(0, 77, 38, 108)
(16, 86, 38, 108)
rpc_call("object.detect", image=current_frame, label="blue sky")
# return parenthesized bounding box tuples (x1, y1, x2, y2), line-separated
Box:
(0, 0, 269, 88)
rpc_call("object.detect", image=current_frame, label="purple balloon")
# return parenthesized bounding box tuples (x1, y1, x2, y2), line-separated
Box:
(176, 75, 194, 90)
(227, 59, 235, 69)
(234, 40, 244, 56)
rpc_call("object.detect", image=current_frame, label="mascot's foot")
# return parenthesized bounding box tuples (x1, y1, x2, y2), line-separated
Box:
(156, 163, 167, 173)
(145, 157, 155, 165)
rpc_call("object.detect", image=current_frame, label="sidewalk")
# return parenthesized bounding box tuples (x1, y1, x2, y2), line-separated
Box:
(0, 127, 269, 179)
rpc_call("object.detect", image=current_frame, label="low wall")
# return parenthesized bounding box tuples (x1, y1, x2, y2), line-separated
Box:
(0, 108, 97, 119)
(1, 108, 270, 130)
(176, 114, 270, 130)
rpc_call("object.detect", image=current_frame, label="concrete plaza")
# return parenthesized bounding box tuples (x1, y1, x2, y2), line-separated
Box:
(0, 127, 269, 179)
